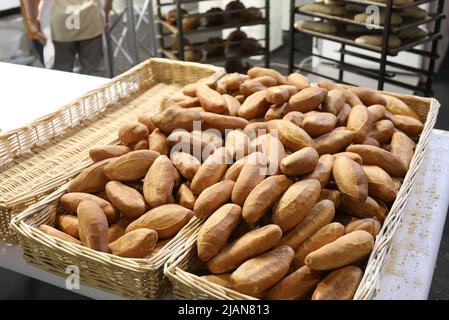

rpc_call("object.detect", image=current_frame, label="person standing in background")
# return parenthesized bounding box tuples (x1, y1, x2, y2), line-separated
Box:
(23, 0, 113, 77)
(20, 0, 44, 64)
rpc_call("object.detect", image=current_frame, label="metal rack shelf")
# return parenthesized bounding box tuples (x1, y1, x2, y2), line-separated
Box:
(333, 0, 438, 10)
(158, 0, 227, 7)
(164, 38, 265, 50)
(177, 6, 265, 18)
(157, 0, 436, 9)
(156, 0, 270, 70)
(294, 26, 442, 56)
(292, 49, 434, 94)
(296, 4, 445, 34)
(288, 0, 446, 96)
(338, 47, 434, 75)
(296, 6, 382, 31)
(158, 18, 267, 35)
(161, 48, 265, 64)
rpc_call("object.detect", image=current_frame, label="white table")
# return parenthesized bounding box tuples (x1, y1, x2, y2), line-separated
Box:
(373, 129, 449, 300)
(0, 63, 116, 299)
(0, 62, 109, 132)
(0, 63, 448, 300)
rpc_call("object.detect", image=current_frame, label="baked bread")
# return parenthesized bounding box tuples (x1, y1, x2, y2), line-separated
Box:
(205, 37, 225, 57)
(225, 59, 244, 73)
(184, 49, 203, 62)
(242, 7, 263, 22)
(171, 36, 190, 53)
(345, 4, 365, 13)
(295, 20, 338, 35)
(400, 7, 428, 20)
(182, 16, 201, 31)
(345, 24, 366, 34)
(354, 12, 403, 26)
(355, 35, 402, 49)
(166, 8, 200, 30)
(398, 27, 427, 40)
(301, 2, 346, 17)
(241, 38, 263, 54)
(227, 30, 248, 42)
(224, 59, 252, 74)
(226, 30, 248, 49)
(370, 0, 413, 5)
(166, 9, 187, 25)
(225, 1, 246, 20)
(206, 7, 225, 26)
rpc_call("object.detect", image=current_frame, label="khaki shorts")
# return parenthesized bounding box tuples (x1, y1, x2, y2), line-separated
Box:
(53, 34, 106, 77)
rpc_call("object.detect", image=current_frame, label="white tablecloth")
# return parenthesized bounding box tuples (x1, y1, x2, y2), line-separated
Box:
(0, 62, 109, 132)
(0, 63, 448, 300)
(374, 129, 449, 300)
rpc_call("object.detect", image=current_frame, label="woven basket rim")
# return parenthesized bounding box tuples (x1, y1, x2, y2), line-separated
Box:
(0, 59, 224, 201)
(10, 182, 204, 271)
(0, 58, 222, 140)
(0, 58, 225, 207)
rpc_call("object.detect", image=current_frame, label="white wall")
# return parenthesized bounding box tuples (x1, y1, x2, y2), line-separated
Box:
(282, 0, 309, 31)
(0, 0, 19, 11)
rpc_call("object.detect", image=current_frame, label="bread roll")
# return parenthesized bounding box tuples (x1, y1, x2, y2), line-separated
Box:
(355, 35, 402, 49)
(166, 9, 187, 25)
(400, 6, 427, 20)
(354, 12, 403, 26)
(205, 37, 225, 57)
(241, 38, 263, 54)
(242, 7, 263, 22)
(398, 27, 427, 40)
(301, 2, 345, 16)
(206, 7, 224, 26)
(225, 1, 246, 20)
(295, 20, 338, 35)
(184, 48, 203, 62)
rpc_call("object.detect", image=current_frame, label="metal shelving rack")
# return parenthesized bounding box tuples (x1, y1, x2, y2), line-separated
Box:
(155, 0, 270, 68)
(288, 0, 446, 96)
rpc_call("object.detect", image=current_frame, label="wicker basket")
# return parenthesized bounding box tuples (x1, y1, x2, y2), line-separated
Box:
(0, 58, 224, 244)
(164, 92, 441, 300)
(11, 183, 204, 299)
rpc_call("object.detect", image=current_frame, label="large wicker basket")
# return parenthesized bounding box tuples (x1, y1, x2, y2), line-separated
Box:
(164, 92, 441, 300)
(9, 58, 224, 299)
(0, 58, 224, 244)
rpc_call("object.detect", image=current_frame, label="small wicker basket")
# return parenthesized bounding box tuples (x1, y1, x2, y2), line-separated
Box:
(0, 58, 224, 244)
(164, 92, 441, 300)
(11, 183, 204, 299)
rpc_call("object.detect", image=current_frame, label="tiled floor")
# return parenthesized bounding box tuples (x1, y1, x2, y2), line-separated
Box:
(1, 38, 448, 300)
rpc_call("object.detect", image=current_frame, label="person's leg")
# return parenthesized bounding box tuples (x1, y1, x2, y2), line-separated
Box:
(31, 40, 44, 65)
(77, 35, 106, 77)
(53, 41, 76, 72)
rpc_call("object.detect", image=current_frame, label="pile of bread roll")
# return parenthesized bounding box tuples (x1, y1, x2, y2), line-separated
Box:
(38, 65, 424, 300)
